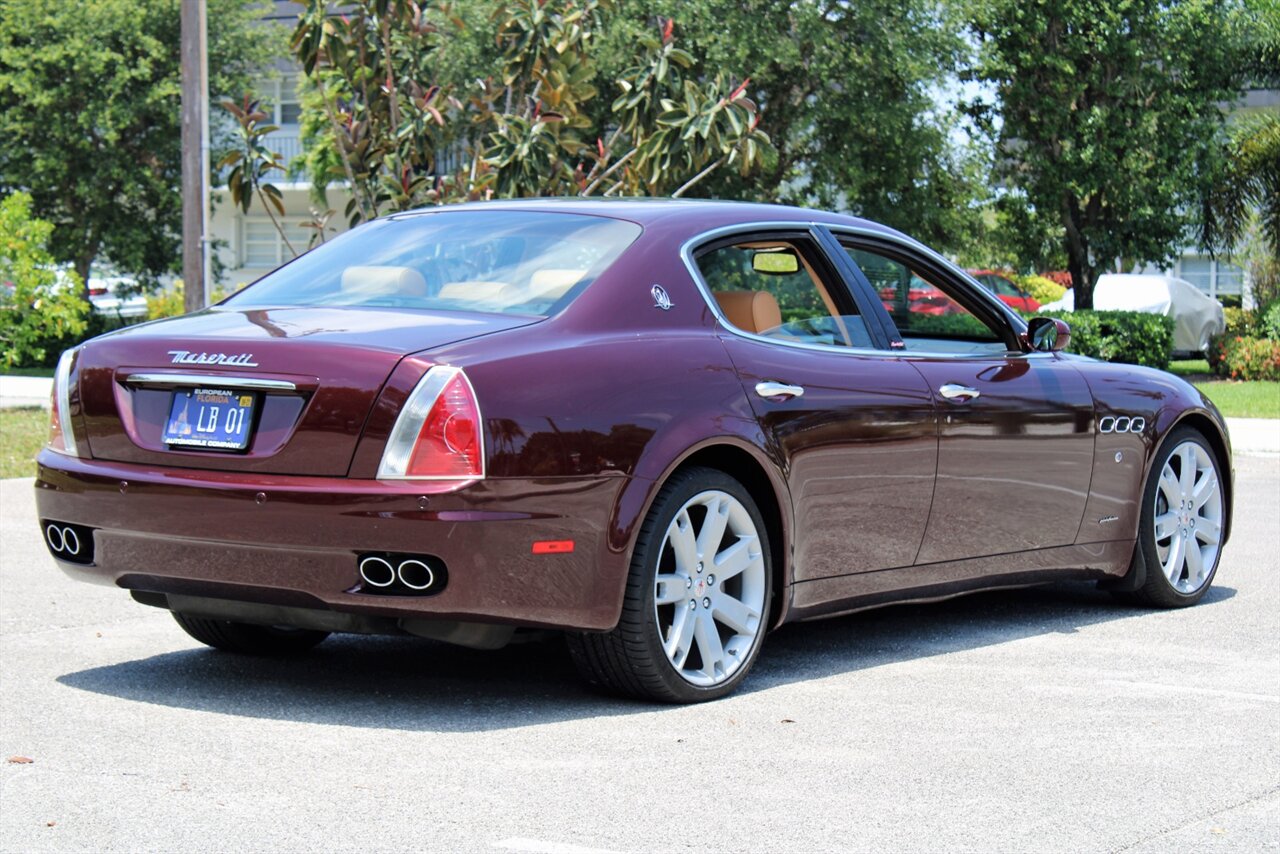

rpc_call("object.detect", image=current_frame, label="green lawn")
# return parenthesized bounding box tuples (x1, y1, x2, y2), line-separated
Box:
(0, 366, 55, 378)
(1167, 360, 1280, 419)
(0, 407, 48, 478)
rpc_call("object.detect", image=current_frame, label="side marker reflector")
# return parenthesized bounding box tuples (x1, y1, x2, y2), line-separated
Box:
(532, 540, 575, 555)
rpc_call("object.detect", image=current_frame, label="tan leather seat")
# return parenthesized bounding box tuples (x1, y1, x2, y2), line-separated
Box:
(340, 265, 428, 298)
(714, 290, 783, 334)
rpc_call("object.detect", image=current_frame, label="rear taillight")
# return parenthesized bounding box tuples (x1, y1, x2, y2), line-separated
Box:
(87, 287, 108, 297)
(47, 348, 80, 457)
(378, 366, 484, 481)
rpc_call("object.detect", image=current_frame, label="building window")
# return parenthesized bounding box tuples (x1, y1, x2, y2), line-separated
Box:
(1177, 255, 1243, 297)
(254, 74, 301, 127)
(241, 218, 310, 269)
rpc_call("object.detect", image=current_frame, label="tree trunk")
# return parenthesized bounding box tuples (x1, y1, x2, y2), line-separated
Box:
(73, 252, 94, 300)
(1061, 195, 1099, 310)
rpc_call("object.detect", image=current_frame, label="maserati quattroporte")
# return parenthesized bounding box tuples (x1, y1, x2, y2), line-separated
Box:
(36, 200, 1232, 702)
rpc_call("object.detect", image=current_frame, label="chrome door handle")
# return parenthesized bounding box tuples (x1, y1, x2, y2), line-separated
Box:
(938, 383, 980, 402)
(755, 381, 805, 401)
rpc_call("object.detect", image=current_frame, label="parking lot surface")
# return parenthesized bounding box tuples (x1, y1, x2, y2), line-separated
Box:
(2, 455, 1277, 853)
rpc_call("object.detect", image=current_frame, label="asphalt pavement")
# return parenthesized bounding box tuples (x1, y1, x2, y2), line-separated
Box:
(1, 455, 1278, 853)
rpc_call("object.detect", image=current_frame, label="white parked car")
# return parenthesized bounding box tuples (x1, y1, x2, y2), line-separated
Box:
(86, 273, 148, 319)
(1040, 274, 1226, 354)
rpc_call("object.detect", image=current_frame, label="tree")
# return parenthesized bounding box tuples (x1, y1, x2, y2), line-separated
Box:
(1197, 0, 1280, 273)
(970, 0, 1243, 308)
(0, 193, 88, 367)
(594, 0, 983, 251)
(292, 0, 771, 222)
(0, 0, 280, 290)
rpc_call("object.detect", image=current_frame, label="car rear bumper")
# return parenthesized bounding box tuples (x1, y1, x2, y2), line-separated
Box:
(34, 450, 632, 633)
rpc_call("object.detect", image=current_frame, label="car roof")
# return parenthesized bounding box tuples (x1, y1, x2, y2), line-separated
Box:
(387, 197, 907, 239)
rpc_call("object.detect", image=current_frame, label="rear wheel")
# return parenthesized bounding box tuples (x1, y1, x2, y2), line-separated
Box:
(567, 467, 772, 703)
(171, 611, 329, 655)
(1126, 427, 1225, 607)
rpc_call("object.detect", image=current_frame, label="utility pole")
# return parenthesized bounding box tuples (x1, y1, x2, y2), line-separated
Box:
(181, 0, 209, 313)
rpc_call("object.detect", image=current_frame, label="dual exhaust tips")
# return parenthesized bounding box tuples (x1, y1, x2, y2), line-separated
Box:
(357, 553, 447, 596)
(41, 520, 95, 565)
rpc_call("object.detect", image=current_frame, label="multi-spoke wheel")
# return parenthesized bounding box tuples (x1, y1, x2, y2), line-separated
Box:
(567, 467, 772, 702)
(1127, 427, 1226, 607)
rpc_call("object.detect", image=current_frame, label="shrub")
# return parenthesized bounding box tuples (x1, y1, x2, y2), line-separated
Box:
(1261, 301, 1280, 340)
(1222, 306, 1259, 337)
(1015, 274, 1066, 306)
(146, 280, 244, 320)
(907, 313, 993, 337)
(1207, 335, 1280, 380)
(0, 192, 89, 367)
(1036, 309, 1175, 369)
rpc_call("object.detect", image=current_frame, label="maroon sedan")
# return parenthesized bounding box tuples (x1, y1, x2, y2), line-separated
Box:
(36, 200, 1232, 702)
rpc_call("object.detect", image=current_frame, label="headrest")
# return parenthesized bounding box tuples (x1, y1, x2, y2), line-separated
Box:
(714, 290, 783, 334)
(529, 269, 586, 297)
(340, 265, 428, 297)
(438, 281, 511, 302)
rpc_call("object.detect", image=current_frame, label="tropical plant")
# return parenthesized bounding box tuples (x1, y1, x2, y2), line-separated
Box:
(291, 0, 771, 224)
(219, 96, 297, 259)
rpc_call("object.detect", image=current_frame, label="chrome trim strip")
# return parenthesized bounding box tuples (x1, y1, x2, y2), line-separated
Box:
(677, 221, 1038, 362)
(124, 373, 298, 392)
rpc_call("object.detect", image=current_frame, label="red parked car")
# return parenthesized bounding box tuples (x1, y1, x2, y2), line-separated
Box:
(36, 201, 1232, 702)
(967, 269, 1041, 313)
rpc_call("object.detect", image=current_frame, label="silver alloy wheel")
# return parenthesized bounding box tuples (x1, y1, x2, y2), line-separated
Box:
(652, 489, 767, 687)
(1153, 440, 1223, 594)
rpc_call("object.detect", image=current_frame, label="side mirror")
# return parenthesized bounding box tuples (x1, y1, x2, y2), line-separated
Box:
(751, 249, 800, 275)
(1025, 316, 1071, 352)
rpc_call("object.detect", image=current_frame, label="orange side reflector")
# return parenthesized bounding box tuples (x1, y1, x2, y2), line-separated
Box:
(532, 540, 575, 555)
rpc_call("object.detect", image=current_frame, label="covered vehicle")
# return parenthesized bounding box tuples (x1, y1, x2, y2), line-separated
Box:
(1040, 273, 1226, 353)
(36, 201, 1233, 703)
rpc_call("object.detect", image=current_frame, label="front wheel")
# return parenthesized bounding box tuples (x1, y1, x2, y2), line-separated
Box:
(171, 611, 330, 655)
(1126, 427, 1226, 607)
(567, 467, 772, 703)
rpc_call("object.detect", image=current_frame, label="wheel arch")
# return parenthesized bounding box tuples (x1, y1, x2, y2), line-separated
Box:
(611, 437, 794, 630)
(1163, 410, 1234, 545)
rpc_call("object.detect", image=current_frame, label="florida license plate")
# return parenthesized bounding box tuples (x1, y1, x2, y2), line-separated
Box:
(162, 387, 256, 451)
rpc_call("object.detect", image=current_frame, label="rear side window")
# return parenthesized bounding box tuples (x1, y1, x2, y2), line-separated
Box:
(224, 210, 642, 317)
(696, 237, 872, 348)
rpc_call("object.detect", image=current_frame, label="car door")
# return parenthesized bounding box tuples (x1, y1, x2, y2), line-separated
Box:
(831, 231, 1095, 566)
(688, 228, 938, 582)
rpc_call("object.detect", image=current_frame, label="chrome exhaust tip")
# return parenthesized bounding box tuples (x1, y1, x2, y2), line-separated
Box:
(358, 556, 396, 588)
(41, 520, 94, 565)
(397, 559, 435, 591)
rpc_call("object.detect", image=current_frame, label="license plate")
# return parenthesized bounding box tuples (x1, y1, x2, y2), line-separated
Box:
(162, 387, 256, 451)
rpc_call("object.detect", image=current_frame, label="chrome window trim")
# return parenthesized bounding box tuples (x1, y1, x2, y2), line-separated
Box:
(678, 221, 1040, 362)
(125, 373, 299, 392)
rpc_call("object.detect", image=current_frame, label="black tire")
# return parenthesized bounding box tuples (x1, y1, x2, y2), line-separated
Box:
(1124, 426, 1226, 608)
(567, 466, 773, 703)
(171, 611, 330, 655)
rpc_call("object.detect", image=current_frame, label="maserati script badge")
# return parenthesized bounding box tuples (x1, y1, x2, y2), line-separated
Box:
(167, 350, 260, 368)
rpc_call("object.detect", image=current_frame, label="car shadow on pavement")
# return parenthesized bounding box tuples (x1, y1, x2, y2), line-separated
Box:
(57, 581, 1235, 731)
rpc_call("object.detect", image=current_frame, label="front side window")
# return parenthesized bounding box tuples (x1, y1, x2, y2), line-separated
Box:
(844, 246, 1007, 354)
(696, 237, 872, 348)
(224, 211, 642, 318)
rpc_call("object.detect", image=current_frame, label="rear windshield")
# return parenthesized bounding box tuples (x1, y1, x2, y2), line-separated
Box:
(223, 210, 642, 317)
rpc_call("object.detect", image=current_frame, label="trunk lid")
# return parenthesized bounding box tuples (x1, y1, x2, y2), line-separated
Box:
(77, 306, 535, 475)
